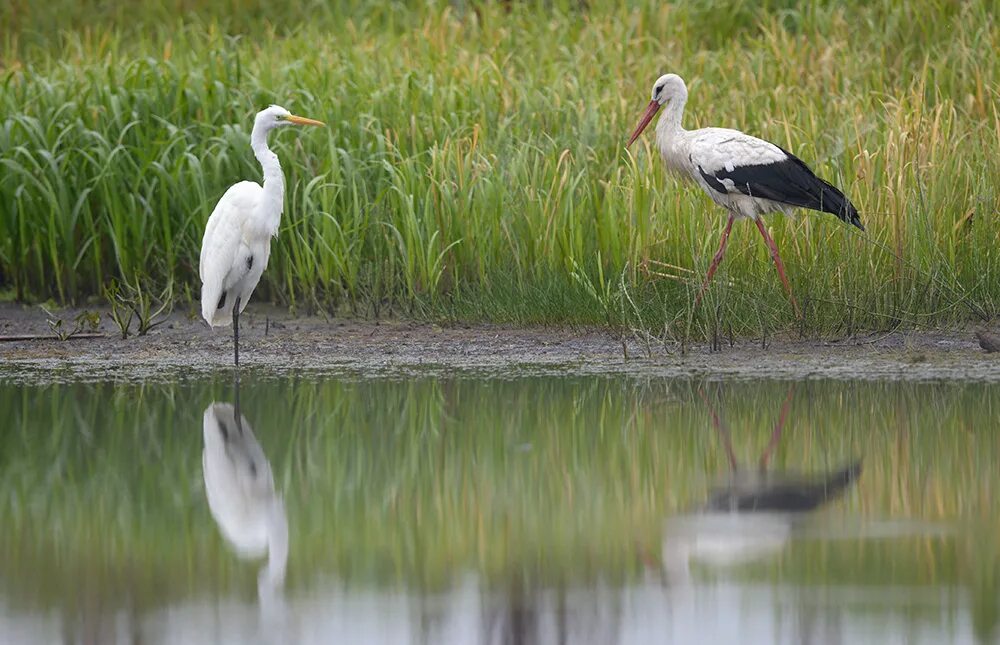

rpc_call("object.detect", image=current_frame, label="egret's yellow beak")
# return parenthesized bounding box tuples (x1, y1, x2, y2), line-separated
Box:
(286, 114, 325, 127)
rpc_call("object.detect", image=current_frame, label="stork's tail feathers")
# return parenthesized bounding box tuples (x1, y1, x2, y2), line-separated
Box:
(823, 459, 863, 497)
(770, 145, 864, 232)
(817, 178, 864, 232)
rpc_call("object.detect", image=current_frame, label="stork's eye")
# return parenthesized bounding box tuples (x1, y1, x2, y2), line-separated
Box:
(654, 84, 664, 95)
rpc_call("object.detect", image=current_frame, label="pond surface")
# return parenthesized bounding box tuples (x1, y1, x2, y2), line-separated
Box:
(1, 372, 998, 644)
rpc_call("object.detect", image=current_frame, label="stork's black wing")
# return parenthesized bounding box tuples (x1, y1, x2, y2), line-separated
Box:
(706, 460, 863, 513)
(693, 132, 863, 230)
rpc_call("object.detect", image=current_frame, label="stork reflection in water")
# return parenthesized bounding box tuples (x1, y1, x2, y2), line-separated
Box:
(654, 385, 862, 583)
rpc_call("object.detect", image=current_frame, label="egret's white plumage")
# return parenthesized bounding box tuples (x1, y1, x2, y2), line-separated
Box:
(628, 73, 862, 313)
(199, 105, 324, 364)
(200, 181, 269, 327)
(202, 402, 288, 588)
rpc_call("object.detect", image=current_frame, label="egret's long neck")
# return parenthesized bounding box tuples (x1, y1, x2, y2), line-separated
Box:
(250, 123, 284, 236)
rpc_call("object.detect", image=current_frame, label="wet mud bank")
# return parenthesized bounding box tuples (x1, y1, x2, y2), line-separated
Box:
(0, 303, 997, 383)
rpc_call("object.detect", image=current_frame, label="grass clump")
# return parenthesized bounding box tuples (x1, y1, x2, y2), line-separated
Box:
(1, 0, 998, 338)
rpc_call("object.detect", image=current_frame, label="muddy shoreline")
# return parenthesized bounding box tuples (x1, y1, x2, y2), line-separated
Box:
(1, 303, 997, 383)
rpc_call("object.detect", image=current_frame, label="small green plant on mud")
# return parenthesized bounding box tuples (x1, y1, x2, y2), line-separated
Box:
(104, 278, 173, 338)
(41, 307, 100, 341)
(570, 256, 618, 329)
(127, 279, 173, 336)
(103, 281, 134, 339)
(572, 259, 660, 359)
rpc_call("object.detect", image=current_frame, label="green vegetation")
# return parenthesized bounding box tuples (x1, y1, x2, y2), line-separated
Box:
(1, 375, 997, 632)
(1, 1, 998, 337)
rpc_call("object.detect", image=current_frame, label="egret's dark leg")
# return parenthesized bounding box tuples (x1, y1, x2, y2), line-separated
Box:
(753, 218, 801, 318)
(693, 214, 736, 310)
(233, 296, 241, 368)
(758, 385, 795, 470)
(233, 362, 243, 433)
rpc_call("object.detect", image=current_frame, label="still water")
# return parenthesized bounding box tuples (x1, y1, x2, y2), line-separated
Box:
(1, 373, 998, 644)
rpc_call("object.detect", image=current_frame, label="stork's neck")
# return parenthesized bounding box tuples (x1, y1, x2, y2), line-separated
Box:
(655, 95, 687, 141)
(654, 96, 690, 173)
(250, 123, 284, 236)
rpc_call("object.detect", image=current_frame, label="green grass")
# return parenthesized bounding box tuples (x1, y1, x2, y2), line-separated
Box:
(1, 375, 998, 632)
(1, 1, 998, 337)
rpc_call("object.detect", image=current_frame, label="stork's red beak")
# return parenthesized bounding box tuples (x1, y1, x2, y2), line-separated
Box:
(627, 99, 661, 148)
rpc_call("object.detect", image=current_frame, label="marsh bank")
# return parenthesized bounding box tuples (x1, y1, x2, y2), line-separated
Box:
(1, 303, 997, 382)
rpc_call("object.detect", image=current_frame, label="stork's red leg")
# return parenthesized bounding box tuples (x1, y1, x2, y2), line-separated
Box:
(753, 218, 801, 317)
(693, 214, 736, 309)
(758, 384, 795, 470)
(697, 388, 738, 471)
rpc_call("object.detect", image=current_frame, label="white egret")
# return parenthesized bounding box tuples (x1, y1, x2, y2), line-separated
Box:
(627, 73, 862, 316)
(199, 105, 324, 366)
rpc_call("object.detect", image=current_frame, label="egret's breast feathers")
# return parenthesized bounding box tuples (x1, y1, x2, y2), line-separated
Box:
(199, 182, 263, 283)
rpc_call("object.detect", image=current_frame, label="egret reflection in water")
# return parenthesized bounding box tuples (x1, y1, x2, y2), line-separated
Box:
(202, 382, 289, 609)
(1, 375, 993, 643)
(659, 386, 863, 583)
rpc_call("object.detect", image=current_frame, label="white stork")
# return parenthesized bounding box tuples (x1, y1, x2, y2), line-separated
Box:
(627, 73, 863, 315)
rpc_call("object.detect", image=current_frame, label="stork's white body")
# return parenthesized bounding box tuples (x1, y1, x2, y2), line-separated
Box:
(643, 75, 861, 227)
(657, 126, 793, 220)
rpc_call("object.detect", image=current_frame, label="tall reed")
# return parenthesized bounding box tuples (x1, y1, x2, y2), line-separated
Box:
(1, 1, 997, 335)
